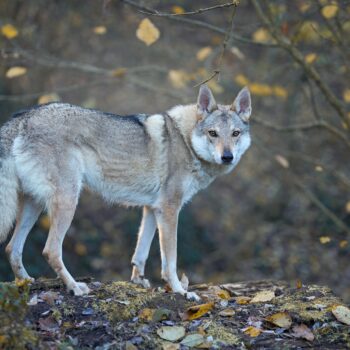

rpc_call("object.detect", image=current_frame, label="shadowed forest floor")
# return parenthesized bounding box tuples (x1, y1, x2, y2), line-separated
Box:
(1, 278, 349, 349)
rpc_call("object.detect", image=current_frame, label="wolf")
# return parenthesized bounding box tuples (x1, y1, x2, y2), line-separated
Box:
(0, 84, 251, 300)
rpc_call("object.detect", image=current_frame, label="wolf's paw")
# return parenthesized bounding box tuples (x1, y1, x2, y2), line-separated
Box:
(185, 291, 201, 301)
(131, 276, 151, 289)
(69, 282, 90, 296)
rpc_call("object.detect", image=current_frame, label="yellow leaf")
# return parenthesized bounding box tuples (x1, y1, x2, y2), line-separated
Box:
(93, 26, 107, 35)
(136, 18, 160, 46)
(266, 312, 292, 328)
(207, 80, 223, 94)
(332, 305, 350, 325)
(15, 278, 31, 288)
(305, 53, 317, 64)
(0, 335, 7, 345)
(1, 24, 18, 39)
(168, 69, 189, 89)
(5, 66, 27, 79)
(75, 243, 87, 256)
(243, 326, 262, 337)
(294, 21, 319, 43)
(320, 236, 331, 244)
(39, 215, 51, 230)
(252, 28, 271, 43)
(275, 154, 289, 168)
(322, 4, 338, 19)
(171, 5, 185, 14)
(339, 240, 348, 248)
(38, 93, 60, 104)
(216, 289, 230, 300)
(183, 302, 214, 321)
(235, 296, 251, 305)
(299, 2, 311, 13)
(273, 85, 288, 99)
(111, 67, 127, 77)
(196, 47, 212, 61)
(346, 201, 350, 213)
(250, 290, 275, 303)
(315, 165, 323, 172)
(139, 308, 155, 322)
(235, 74, 250, 87)
(218, 308, 235, 317)
(249, 82, 273, 96)
(343, 89, 350, 103)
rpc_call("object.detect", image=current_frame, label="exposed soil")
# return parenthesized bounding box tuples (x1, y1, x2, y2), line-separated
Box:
(1, 278, 349, 349)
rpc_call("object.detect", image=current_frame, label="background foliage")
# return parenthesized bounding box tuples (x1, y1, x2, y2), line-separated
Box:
(0, 0, 349, 302)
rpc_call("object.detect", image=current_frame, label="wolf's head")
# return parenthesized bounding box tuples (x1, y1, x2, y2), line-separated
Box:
(191, 84, 252, 166)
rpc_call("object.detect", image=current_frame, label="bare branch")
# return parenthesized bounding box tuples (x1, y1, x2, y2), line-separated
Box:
(252, 117, 350, 149)
(120, 0, 277, 47)
(138, 1, 239, 17)
(250, 0, 350, 129)
(254, 137, 350, 236)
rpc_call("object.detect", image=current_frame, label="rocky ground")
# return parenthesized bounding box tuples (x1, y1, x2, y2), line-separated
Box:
(1, 278, 350, 349)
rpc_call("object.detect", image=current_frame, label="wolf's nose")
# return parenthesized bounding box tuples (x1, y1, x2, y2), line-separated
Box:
(222, 150, 233, 163)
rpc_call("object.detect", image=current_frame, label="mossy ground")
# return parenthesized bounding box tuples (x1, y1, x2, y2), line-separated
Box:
(0, 278, 349, 349)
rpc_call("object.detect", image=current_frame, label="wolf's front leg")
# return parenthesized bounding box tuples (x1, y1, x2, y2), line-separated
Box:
(155, 205, 200, 301)
(131, 206, 156, 288)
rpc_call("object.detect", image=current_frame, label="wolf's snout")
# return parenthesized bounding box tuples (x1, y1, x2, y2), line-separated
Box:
(221, 150, 233, 164)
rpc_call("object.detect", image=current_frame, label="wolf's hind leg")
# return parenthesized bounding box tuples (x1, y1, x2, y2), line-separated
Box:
(131, 206, 156, 288)
(43, 191, 89, 296)
(6, 195, 43, 281)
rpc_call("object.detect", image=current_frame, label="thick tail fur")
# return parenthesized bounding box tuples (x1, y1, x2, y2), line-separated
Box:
(0, 157, 18, 243)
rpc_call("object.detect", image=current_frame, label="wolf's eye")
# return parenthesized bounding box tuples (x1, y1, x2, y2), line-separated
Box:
(232, 130, 240, 137)
(208, 130, 218, 137)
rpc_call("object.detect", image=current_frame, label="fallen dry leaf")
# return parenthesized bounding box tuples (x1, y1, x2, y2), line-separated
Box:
(6, 66, 27, 79)
(162, 342, 180, 350)
(39, 291, 61, 306)
(182, 302, 214, 321)
(218, 308, 235, 317)
(235, 296, 251, 305)
(136, 18, 160, 46)
(215, 288, 230, 300)
(196, 47, 212, 61)
(332, 305, 350, 325)
(157, 326, 185, 342)
(266, 312, 292, 329)
(139, 308, 154, 322)
(38, 316, 60, 332)
(93, 26, 107, 35)
(1, 24, 18, 39)
(291, 324, 315, 341)
(243, 326, 262, 337)
(38, 93, 60, 105)
(180, 334, 204, 347)
(250, 290, 275, 303)
(152, 308, 172, 322)
(275, 155, 289, 169)
(321, 4, 338, 19)
(168, 69, 189, 89)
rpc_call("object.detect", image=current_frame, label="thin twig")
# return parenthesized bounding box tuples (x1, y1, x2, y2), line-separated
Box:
(250, 0, 350, 129)
(139, 1, 239, 17)
(254, 137, 350, 236)
(252, 117, 350, 149)
(120, 0, 277, 47)
(194, 3, 238, 87)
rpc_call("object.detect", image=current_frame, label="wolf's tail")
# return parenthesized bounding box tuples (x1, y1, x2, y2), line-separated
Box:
(0, 157, 18, 243)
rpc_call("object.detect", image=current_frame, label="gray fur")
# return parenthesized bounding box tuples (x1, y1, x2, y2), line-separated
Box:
(0, 86, 252, 299)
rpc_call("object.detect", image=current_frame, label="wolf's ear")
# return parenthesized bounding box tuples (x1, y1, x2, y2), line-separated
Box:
(197, 84, 217, 116)
(231, 87, 252, 122)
